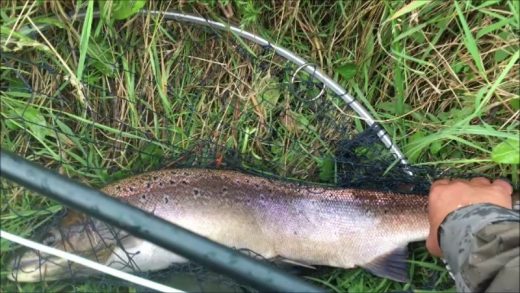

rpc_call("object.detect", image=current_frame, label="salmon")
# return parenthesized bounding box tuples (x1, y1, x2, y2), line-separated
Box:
(9, 168, 430, 283)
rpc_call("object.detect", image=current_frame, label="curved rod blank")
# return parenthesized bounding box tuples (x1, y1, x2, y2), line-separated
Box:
(70, 10, 410, 171)
(141, 10, 411, 171)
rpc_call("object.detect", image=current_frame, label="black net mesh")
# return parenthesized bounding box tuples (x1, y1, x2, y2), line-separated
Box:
(0, 3, 485, 292)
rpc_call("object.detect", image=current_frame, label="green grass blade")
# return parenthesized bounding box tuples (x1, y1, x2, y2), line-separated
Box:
(476, 17, 513, 39)
(454, 1, 487, 80)
(510, 0, 519, 27)
(390, 0, 432, 20)
(76, 0, 94, 81)
(473, 51, 519, 116)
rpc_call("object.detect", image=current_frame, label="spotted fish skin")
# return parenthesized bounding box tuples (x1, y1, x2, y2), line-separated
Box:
(10, 168, 430, 282)
(101, 169, 430, 272)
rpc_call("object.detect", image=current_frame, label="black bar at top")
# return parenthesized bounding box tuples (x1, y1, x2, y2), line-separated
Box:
(0, 150, 326, 293)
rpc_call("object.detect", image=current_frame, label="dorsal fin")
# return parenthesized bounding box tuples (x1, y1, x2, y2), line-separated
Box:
(362, 246, 409, 282)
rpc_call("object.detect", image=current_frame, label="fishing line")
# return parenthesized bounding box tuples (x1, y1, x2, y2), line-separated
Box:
(0, 230, 185, 293)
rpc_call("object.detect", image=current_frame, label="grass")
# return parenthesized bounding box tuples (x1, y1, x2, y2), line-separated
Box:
(1, 0, 519, 292)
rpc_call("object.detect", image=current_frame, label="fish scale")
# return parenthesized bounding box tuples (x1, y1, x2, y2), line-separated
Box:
(10, 168, 430, 283)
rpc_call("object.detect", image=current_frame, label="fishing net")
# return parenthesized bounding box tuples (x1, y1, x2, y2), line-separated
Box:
(2, 1, 515, 292)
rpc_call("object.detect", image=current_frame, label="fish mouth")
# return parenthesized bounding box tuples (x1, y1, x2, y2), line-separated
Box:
(8, 251, 78, 282)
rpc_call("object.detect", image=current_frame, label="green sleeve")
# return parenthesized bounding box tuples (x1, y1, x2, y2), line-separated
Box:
(439, 203, 519, 292)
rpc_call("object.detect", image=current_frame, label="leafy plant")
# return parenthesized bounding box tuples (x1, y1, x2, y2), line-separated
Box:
(492, 139, 519, 164)
(98, 0, 146, 22)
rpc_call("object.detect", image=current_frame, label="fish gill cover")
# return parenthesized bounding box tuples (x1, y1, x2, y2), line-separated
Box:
(1, 1, 518, 292)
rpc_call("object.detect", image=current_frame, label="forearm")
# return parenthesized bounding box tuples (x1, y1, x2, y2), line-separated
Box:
(439, 203, 519, 292)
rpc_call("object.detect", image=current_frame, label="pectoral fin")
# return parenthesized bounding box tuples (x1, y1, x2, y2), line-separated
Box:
(362, 246, 409, 282)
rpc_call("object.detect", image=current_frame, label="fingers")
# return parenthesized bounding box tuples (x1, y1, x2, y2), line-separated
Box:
(492, 179, 513, 195)
(432, 177, 510, 192)
(431, 179, 450, 189)
(470, 177, 491, 185)
(426, 232, 442, 257)
(427, 176, 514, 259)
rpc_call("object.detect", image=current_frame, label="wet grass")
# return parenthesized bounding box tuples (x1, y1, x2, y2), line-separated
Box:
(1, 0, 519, 292)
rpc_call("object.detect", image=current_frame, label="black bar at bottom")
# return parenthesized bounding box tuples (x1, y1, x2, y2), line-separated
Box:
(0, 150, 326, 293)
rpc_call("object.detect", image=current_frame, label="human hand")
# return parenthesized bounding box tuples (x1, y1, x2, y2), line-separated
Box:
(426, 177, 513, 257)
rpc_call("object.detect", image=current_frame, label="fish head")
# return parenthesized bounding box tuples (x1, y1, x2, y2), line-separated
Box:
(8, 210, 122, 282)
